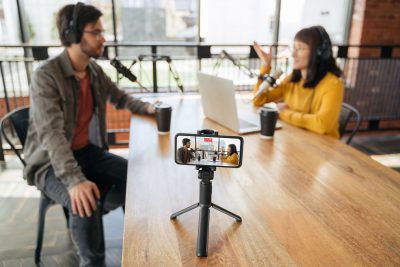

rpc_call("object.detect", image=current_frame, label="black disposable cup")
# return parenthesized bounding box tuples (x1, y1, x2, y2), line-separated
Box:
(260, 107, 278, 139)
(155, 103, 172, 134)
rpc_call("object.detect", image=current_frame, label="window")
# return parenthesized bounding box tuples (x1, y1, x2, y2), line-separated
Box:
(1, 0, 352, 48)
(200, 0, 276, 44)
(0, 0, 20, 44)
(114, 0, 198, 43)
(19, 0, 114, 44)
(279, 0, 350, 44)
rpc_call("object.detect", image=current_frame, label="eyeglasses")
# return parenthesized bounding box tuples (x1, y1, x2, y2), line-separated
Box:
(290, 45, 309, 53)
(83, 30, 105, 39)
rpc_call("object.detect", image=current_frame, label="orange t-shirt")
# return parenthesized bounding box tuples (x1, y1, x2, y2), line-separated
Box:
(71, 74, 93, 150)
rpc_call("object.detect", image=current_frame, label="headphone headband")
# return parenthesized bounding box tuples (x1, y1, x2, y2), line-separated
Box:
(65, 2, 84, 44)
(315, 26, 332, 60)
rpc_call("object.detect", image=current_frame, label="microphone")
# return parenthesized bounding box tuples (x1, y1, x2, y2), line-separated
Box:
(110, 58, 138, 82)
(110, 58, 149, 92)
(253, 69, 283, 99)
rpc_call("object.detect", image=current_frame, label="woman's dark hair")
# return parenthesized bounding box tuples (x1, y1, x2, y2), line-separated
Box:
(290, 26, 342, 88)
(56, 3, 103, 47)
(228, 144, 238, 156)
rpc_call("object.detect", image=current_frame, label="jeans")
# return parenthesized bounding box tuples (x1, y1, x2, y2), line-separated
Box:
(43, 144, 127, 267)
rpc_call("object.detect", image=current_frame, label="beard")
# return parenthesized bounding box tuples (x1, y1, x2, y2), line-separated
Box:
(80, 37, 103, 59)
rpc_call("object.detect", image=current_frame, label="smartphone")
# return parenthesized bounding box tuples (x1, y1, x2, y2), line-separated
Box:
(175, 133, 243, 168)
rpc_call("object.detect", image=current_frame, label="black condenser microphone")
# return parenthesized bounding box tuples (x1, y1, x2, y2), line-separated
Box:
(253, 69, 283, 99)
(110, 58, 149, 92)
(110, 58, 137, 82)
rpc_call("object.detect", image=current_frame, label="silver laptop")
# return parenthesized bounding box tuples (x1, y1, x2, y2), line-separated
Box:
(197, 72, 261, 134)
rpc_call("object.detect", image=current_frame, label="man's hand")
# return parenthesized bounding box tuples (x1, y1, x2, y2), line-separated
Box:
(69, 180, 100, 218)
(147, 100, 162, 114)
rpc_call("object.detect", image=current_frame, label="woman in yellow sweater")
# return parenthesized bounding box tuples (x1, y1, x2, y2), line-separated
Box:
(253, 26, 344, 138)
(221, 144, 239, 165)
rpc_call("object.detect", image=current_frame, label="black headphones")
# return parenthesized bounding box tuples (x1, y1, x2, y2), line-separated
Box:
(315, 26, 332, 60)
(65, 2, 84, 44)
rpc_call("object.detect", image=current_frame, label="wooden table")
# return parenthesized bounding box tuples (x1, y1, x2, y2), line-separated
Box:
(122, 94, 400, 266)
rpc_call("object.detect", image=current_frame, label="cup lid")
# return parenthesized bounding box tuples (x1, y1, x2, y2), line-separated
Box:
(260, 106, 278, 114)
(155, 103, 172, 110)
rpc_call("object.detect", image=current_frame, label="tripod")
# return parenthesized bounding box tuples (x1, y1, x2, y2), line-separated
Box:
(170, 130, 242, 257)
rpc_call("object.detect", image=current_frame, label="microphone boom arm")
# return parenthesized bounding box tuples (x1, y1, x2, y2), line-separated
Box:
(111, 58, 150, 92)
(220, 50, 257, 78)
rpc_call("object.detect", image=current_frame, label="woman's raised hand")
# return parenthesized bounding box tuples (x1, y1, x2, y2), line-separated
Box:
(253, 41, 272, 68)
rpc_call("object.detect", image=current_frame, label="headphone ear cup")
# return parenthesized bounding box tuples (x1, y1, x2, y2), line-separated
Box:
(315, 26, 332, 61)
(65, 29, 77, 44)
(64, 2, 84, 44)
(322, 48, 332, 60)
(317, 40, 331, 60)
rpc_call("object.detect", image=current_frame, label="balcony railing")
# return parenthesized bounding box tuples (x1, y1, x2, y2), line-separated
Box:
(0, 43, 399, 160)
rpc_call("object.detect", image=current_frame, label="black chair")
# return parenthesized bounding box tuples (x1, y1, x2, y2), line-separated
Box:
(339, 102, 361, 144)
(0, 106, 69, 265)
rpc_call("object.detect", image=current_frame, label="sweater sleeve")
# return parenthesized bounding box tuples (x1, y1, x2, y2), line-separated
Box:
(279, 78, 344, 136)
(222, 153, 239, 165)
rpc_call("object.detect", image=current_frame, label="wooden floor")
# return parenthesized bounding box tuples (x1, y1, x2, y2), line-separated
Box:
(0, 151, 127, 267)
(351, 131, 400, 172)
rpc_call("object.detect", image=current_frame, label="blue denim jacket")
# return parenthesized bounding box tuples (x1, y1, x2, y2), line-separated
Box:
(23, 49, 150, 190)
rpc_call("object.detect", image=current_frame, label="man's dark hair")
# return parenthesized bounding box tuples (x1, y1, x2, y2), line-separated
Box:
(56, 3, 103, 46)
(290, 26, 342, 88)
(182, 138, 191, 146)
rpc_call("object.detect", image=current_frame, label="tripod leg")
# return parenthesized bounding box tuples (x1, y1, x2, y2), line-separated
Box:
(170, 203, 199, 219)
(197, 205, 210, 257)
(211, 203, 242, 222)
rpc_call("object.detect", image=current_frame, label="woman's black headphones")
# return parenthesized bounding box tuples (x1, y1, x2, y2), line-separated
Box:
(315, 26, 332, 60)
(64, 2, 84, 44)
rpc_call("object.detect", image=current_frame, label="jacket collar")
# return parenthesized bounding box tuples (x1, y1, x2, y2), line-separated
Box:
(59, 49, 99, 78)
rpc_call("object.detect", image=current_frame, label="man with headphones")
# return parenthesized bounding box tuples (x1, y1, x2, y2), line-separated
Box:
(252, 26, 344, 138)
(23, 3, 158, 266)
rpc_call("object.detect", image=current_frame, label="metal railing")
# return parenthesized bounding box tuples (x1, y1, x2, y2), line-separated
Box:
(0, 43, 399, 160)
(0, 43, 293, 114)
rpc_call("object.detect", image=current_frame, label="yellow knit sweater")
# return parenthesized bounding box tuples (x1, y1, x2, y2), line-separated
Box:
(253, 66, 344, 138)
(222, 153, 239, 165)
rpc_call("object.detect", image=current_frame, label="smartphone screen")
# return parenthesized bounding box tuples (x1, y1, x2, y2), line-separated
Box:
(175, 133, 243, 168)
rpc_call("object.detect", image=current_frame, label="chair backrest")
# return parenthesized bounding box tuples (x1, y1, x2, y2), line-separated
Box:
(0, 106, 30, 165)
(339, 103, 361, 144)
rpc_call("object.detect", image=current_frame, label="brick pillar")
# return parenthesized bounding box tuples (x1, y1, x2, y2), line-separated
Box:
(348, 0, 400, 57)
(344, 0, 400, 128)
